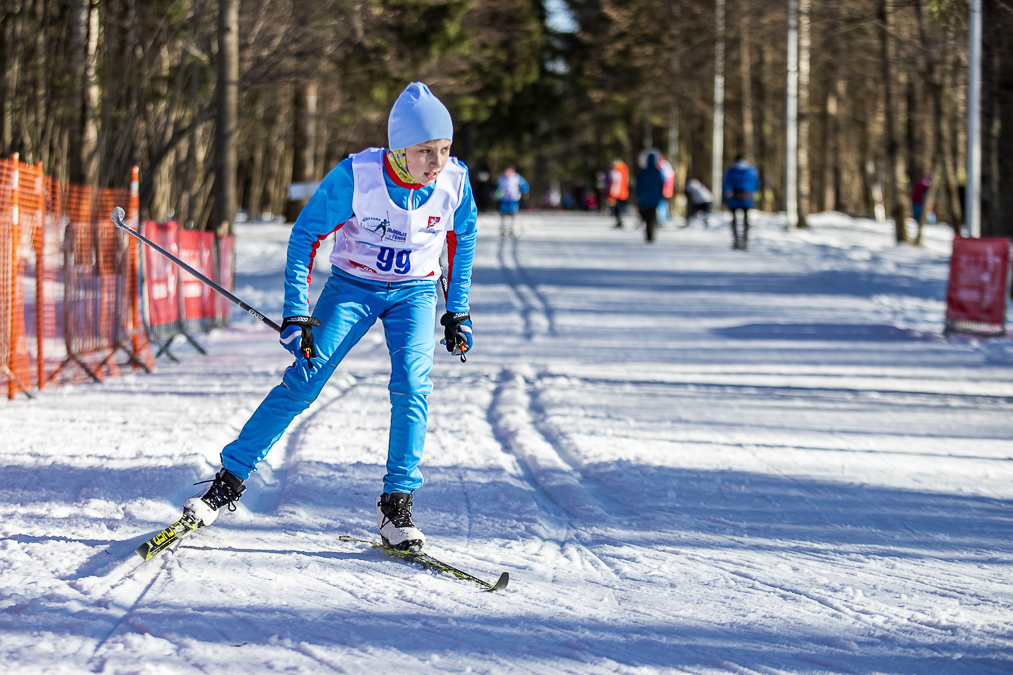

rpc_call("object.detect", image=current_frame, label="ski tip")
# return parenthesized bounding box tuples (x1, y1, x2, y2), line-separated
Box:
(487, 571, 509, 592)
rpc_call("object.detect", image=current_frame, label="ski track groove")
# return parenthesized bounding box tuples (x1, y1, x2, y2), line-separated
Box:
(680, 551, 1013, 674)
(557, 374, 1013, 408)
(508, 368, 1013, 674)
(426, 391, 476, 548)
(486, 366, 682, 640)
(84, 556, 171, 672)
(558, 356, 1013, 660)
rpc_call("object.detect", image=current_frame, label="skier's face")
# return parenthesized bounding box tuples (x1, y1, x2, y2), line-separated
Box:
(406, 140, 452, 185)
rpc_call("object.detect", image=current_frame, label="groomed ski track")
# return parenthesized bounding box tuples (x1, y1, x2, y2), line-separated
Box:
(2, 211, 1012, 674)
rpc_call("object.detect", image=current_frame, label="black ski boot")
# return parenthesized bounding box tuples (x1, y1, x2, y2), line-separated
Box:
(376, 491, 426, 551)
(183, 468, 246, 527)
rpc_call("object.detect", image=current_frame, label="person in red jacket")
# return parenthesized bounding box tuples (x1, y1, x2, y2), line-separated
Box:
(608, 159, 630, 229)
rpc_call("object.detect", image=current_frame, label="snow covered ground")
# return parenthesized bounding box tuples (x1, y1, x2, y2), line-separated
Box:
(3, 210, 1012, 674)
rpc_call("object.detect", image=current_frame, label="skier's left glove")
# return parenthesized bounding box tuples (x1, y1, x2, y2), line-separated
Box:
(280, 315, 322, 366)
(440, 311, 472, 362)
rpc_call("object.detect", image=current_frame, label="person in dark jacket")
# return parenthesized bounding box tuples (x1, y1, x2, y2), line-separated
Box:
(636, 152, 665, 243)
(722, 154, 759, 250)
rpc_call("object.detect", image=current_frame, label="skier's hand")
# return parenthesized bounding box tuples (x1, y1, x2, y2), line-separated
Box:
(440, 312, 472, 362)
(280, 315, 322, 365)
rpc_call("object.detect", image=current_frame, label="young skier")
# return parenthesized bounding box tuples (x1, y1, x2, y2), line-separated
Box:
(182, 82, 477, 551)
(495, 165, 528, 237)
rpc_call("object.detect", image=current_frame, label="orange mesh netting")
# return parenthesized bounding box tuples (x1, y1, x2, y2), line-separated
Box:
(2, 156, 154, 399)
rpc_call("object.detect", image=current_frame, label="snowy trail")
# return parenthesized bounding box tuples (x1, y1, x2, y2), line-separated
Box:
(3, 211, 1013, 673)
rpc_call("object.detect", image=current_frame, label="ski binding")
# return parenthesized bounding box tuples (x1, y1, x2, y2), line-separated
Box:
(135, 514, 201, 561)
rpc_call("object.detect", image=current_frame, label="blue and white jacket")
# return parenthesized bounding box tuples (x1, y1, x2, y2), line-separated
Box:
(283, 152, 478, 317)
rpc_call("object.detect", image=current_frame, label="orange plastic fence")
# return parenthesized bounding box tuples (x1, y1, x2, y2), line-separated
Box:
(2, 156, 154, 399)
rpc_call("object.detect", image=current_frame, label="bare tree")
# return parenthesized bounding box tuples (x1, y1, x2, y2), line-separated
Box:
(215, 0, 239, 236)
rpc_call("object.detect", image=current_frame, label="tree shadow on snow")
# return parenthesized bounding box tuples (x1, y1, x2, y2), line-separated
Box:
(472, 265, 946, 301)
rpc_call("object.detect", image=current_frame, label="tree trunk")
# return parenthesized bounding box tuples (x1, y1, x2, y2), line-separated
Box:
(823, 77, 840, 213)
(995, 4, 1013, 238)
(981, 0, 1002, 236)
(797, 0, 810, 227)
(285, 79, 318, 222)
(82, 0, 100, 185)
(185, 54, 202, 226)
(150, 44, 173, 221)
(669, 1, 680, 198)
(2, 0, 23, 157)
(738, 8, 754, 162)
(939, 37, 962, 230)
(33, 0, 51, 168)
(711, 0, 725, 208)
(755, 41, 771, 211)
(215, 0, 239, 236)
(246, 94, 266, 221)
(879, 0, 908, 242)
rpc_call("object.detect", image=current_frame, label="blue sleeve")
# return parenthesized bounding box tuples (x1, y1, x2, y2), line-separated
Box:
(447, 161, 478, 314)
(520, 176, 530, 194)
(748, 167, 760, 193)
(283, 159, 355, 317)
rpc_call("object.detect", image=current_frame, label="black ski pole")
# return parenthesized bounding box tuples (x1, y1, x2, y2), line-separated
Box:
(439, 268, 467, 363)
(110, 206, 282, 333)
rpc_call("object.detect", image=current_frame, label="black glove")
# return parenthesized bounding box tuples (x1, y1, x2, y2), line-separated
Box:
(280, 315, 322, 365)
(440, 311, 473, 362)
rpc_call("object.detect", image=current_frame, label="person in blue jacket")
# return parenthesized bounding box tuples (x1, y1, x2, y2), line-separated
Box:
(635, 151, 665, 243)
(722, 154, 759, 250)
(496, 165, 529, 237)
(181, 83, 478, 552)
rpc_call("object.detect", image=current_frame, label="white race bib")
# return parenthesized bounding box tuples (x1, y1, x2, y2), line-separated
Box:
(330, 148, 466, 282)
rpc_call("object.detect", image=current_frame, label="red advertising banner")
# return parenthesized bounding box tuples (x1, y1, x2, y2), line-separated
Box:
(945, 237, 1012, 336)
(142, 220, 181, 329)
(178, 229, 216, 321)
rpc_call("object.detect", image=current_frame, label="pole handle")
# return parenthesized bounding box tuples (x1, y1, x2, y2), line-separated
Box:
(439, 270, 467, 363)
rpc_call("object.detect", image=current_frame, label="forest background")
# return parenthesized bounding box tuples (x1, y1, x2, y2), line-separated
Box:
(2, 0, 1013, 241)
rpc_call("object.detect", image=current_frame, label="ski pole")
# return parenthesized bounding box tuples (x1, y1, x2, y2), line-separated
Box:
(439, 269, 467, 363)
(110, 206, 282, 333)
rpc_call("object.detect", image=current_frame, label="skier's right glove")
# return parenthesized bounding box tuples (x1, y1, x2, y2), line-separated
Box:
(440, 311, 472, 362)
(280, 315, 322, 366)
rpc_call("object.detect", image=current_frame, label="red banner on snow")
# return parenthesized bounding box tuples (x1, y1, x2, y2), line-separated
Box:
(178, 228, 216, 321)
(142, 220, 181, 328)
(945, 237, 1012, 336)
(142, 221, 235, 331)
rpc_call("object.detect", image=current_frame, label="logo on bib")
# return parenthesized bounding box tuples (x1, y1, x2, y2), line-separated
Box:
(362, 214, 391, 240)
(427, 216, 441, 229)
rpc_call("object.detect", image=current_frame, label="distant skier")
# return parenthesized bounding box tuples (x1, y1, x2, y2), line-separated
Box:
(722, 154, 759, 250)
(608, 159, 630, 229)
(911, 174, 931, 223)
(657, 156, 676, 225)
(635, 152, 665, 243)
(180, 82, 477, 552)
(496, 165, 528, 237)
(683, 178, 713, 226)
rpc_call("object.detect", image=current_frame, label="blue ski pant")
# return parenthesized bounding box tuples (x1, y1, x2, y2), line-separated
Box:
(221, 268, 438, 494)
